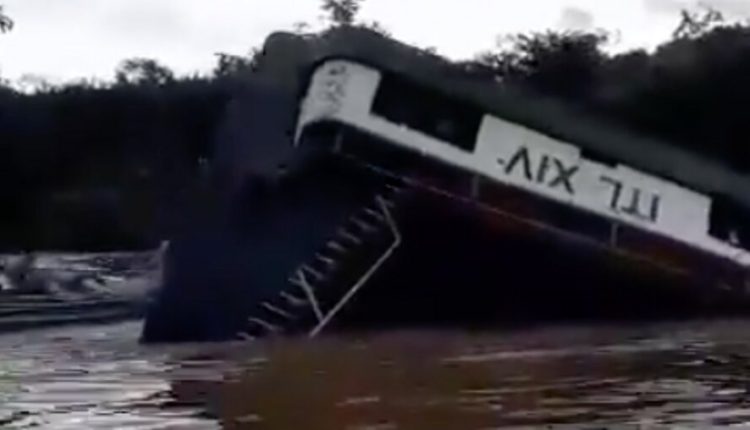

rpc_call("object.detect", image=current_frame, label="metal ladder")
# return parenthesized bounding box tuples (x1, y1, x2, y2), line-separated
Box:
(236, 180, 406, 341)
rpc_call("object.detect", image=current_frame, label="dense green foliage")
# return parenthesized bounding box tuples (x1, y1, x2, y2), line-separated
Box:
(0, 3, 748, 250)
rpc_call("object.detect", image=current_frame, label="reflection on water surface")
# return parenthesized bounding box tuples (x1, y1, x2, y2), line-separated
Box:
(3, 320, 750, 429)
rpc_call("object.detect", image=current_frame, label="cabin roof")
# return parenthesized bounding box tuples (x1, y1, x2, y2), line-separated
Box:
(258, 27, 750, 210)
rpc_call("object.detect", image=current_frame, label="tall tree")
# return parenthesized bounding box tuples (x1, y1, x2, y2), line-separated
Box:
(0, 5, 13, 33)
(213, 49, 260, 78)
(474, 31, 608, 99)
(321, 0, 362, 27)
(115, 58, 175, 86)
(672, 7, 724, 39)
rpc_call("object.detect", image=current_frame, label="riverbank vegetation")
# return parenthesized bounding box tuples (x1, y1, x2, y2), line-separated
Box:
(0, 2, 747, 250)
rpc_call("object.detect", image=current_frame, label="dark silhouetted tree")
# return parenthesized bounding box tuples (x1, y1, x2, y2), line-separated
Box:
(358, 20, 390, 36)
(115, 58, 175, 86)
(16, 74, 55, 93)
(321, 0, 362, 26)
(475, 31, 608, 99)
(0, 5, 13, 33)
(292, 21, 311, 33)
(318, 0, 391, 36)
(672, 7, 724, 39)
(213, 49, 260, 78)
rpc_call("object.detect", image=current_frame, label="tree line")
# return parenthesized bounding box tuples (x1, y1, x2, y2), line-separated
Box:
(0, 1, 747, 251)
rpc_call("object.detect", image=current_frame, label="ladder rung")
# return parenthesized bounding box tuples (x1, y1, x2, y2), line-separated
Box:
(237, 332, 256, 341)
(363, 208, 385, 222)
(247, 317, 280, 333)
(262, 302, 296, 320)
(315, 253, 337, 267)
(300, 264, 325, 281)
(379, 198, 396, 209)
(338, 229, 363, 245)
(288, 273, 305, 287)
(325, 240, 348, 253)
(280, 291, 307, 307)
(351, 217, 378, 233)
(384, 184, 404, 194)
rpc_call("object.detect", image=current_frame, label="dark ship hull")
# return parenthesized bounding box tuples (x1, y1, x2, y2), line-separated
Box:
(141, 127, 749, 343)
(142, 28, 750, 343)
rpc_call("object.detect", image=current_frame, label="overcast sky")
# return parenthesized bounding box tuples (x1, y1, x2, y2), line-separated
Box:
(0, 0, 748, 84)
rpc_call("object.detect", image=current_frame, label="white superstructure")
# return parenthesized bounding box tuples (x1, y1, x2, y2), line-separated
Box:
(296, 59, 750, 268)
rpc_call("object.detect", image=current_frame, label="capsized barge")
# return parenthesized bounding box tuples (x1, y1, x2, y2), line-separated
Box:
(141, 28, 750, 343)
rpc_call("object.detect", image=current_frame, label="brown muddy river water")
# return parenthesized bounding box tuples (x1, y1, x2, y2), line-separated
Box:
(2, 320, 750, 429)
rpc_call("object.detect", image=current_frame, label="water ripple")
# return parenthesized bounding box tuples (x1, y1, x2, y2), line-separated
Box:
(3, 319, 750, 428)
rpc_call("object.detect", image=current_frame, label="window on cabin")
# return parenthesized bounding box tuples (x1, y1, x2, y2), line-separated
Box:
(371, 72, 481, 153)
(709, 196, 750, 251)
